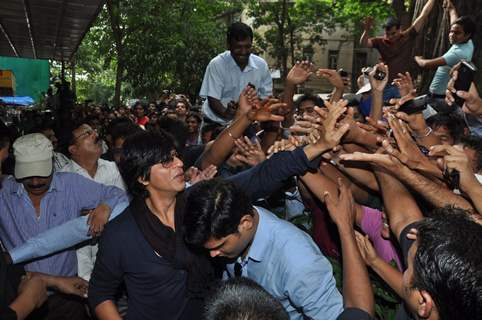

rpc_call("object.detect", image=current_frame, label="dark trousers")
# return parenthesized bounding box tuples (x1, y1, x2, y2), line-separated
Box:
(26, 293, 89, 320)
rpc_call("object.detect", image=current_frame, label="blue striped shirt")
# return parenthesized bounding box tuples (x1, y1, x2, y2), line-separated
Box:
(0, 172, 127, 276)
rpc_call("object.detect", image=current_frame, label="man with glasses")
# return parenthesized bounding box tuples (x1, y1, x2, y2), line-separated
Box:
(0, 133, 127, 320)
(59, 123, 126, 282)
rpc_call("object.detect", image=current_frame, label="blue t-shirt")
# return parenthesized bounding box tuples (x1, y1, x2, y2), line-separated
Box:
(429, 40, 474, 95)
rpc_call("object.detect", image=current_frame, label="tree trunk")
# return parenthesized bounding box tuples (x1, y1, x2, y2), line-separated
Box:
(106, 0, 124, 107)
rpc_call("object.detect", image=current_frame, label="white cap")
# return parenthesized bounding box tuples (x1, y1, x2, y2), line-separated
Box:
(356, 76, 372, 95)
(13, 133, 53, 179)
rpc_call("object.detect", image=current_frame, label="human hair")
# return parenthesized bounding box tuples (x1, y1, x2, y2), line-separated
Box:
(183, 179, 253, 247)
(119, 130, 176, 199)
(452, 16, 476, 38)
(383, 17, 401, 30)
(227, 22, 253, 44)
(294, 93, 324, 110)
(426, 113, 466, 144)
(158, 117, 189, 152)
(460, 135, 482, 171)
(205, 277, 289, 320)
(186, 112, 202, 124)
(411, 208, 482, 320)
(0, 121, 11, 149)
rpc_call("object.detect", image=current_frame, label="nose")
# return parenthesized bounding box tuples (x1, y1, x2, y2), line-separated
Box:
(173, 156, 184, 168)
(210, 250, 221, 258)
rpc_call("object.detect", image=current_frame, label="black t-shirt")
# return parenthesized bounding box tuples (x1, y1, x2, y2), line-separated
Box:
(337, 308, 375, 320)
(395, 223, 418, 320)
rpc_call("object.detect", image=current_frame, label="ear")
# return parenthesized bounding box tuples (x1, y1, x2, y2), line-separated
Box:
(238, 213, 255, 233)
(68, 144, 76, 156)
(137, 176, 149, 186)
(416, 290, 435, 319)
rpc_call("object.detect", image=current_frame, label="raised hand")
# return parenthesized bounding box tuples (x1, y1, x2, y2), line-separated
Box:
(355, 231, 379, 267)
(429, 144, 478, 191)
(324, 178, 357, 228)
(362, 17, 374, 31)
(247, 98, 286, 122)
(286, 60, 314, 86)
(340, 150, 405, 174)
(312, 100, 350, 151)
(316, 69, 344, 89)
(393, 72, 416, 97)
(384, 116, 438, 174)
(368, 63, 389, 92)
(185, 165, 218, 185)
(234, 136, 266, 166)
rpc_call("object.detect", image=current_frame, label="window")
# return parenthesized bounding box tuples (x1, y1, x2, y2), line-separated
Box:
(328, 50, 339, 70)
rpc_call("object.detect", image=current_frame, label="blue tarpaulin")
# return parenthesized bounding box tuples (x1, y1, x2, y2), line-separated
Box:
(0, 96, 34, 106)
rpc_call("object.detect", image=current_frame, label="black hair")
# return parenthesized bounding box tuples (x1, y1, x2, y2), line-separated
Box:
(295, 94, 325, 111)
(460, 135, 482, 171)
(158, 117, 189, 152)
(183, 179, 253, 247)
(452, 16, 476, 38)
(186, 112, 202, 124)
(426, 113, 466, 144)
(383, 17, 401, 30)
(227, 22, 253, 44)
(411, 208, 482, 320)
(205, 277, 289, 320)
(118, 130, 176, 199)
(0, 121, 11, 150)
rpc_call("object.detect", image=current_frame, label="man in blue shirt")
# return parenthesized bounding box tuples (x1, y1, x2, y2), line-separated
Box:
(414, 0, 475, 112)
(0, 133, 127, 319)
(199, 22, 272, 125)
(183, 179, 344, 320)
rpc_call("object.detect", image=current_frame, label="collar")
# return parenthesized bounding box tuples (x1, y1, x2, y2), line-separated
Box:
(245, 207, 271, 262)
(226, 51, 258, 72)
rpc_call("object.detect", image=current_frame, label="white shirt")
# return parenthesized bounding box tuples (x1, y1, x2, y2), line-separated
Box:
(60, 158, 126, 281)
(199, 51, 273, 124)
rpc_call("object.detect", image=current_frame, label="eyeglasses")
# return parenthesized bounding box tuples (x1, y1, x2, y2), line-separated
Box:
(73, 128, 96, 142)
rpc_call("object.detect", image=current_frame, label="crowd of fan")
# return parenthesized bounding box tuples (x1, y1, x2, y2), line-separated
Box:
(0, 1, 481, 320)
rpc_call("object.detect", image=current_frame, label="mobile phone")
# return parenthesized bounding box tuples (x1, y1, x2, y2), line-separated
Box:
(374, 68, 386, 81)
(453, 60, 476, 108)
(398, 95, 427, 114)
(444, 168, 460, 190)
(247, 82, 256, 90)
(338, 69, 348, 77)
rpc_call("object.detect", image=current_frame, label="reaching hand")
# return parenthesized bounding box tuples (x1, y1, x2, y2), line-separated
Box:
(234, 136, 266, 166)
(266, 138, 298, 156)
(50, 276, 89, 298)
(316, 69, 344, 89)
(247, 98, 286, 122)
(238, 86, 259, 116)
(429, 144, 478, 192)
(384, 116, 435, 172)
(87, 203, 111, 237)
(355, 231, 379, 266)
(286, 60, 314, 86)
(393, 72, 416, 97)
(368, 63, 389, 92)
(324, 178, 357, 228)
(363, 17, 374, 31)
(310, 100, 350, 152)
(340, 150, 405, 174)
(185, 165, 218, 185)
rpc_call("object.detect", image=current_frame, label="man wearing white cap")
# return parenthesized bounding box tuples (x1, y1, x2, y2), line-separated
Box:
(0, 133, 127, 319)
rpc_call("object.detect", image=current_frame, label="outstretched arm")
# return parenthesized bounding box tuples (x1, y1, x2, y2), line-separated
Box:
(412, 0, 437, 33)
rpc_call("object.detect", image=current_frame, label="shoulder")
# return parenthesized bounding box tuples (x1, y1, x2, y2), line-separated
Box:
(102, 207, 136, 241)
(250, 54, 269, 69)
(209, 51, 230, 66)
(260, 210, 322, 264)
